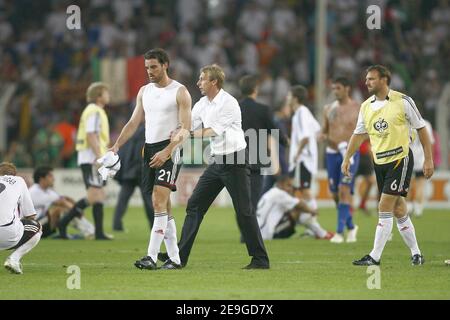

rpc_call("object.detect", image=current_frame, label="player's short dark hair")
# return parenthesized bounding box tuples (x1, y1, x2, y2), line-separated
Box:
(33, 166, 53, 184)
(0, 162, 17, 176)
(332, 77, 351, 88)
(366, 65, 391, 85)
(290, 85, 308, 104)
(239, 75, 260, 96)
(144, 48, 170, 67)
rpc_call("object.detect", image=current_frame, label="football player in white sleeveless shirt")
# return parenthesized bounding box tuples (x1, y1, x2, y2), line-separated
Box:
(0, 163, 42, 274)
(111, 48, 192, 270)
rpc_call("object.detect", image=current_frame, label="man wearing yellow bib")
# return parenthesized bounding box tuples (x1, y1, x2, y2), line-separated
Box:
(342, 65, 434, 266)
(74, 82, 112, 240)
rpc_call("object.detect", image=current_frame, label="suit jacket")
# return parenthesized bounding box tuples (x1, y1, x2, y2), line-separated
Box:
(239, 97, 288, 170)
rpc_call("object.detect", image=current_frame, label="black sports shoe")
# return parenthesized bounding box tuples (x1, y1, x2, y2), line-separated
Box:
(411, 254, 425, 266)
(352, 254, 380, 266)
(134, 256, 157, 270)
(160, 259, 183, 270)
(242, 263, 270, 270)
(158, 252, 169, 263)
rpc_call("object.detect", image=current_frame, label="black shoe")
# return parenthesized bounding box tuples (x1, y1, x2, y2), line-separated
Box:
(352, 254, 380, 266)
(158, 252, 169, 263)
(134, 256, 157, 270)
(242, 263, 270, 270)
(411, 254, 425, 266)
(160, 259, 183, 270)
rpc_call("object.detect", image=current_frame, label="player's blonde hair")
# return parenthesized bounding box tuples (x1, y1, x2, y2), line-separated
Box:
(0, 162, 17, 176)
(200, 64, 225, 89)
(86, 82, 109, 103)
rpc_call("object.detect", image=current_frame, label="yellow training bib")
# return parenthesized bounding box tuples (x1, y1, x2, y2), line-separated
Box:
(361, 90, 410, 165)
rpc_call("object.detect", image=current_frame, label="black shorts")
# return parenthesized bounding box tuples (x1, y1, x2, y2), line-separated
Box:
(273, 213, 296, 239)
(357, 153, 374, 176)
(290, 162, 312, 190)
(80, 164, 106, 189)
(374, 149, 414, 197)
(142, 140, 182, 193)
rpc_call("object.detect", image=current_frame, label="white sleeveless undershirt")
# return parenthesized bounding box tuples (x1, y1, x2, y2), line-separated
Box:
(142, 80, 183, 144)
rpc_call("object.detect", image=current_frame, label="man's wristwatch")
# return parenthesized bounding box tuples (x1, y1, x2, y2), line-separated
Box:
(190, 131, 195, 138)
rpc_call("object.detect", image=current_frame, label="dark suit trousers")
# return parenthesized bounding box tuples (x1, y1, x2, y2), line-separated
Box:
(178, 162, 269, 266)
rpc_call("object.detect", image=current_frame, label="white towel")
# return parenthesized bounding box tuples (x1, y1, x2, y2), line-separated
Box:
(97, 151, 121, 181)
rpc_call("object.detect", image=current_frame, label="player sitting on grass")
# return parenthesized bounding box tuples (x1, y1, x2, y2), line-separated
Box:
(29, 166, 94, 239)
(257, 175, 333, 240)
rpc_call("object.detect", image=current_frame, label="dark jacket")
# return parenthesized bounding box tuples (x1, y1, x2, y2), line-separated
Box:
(239, 97, 288, 170)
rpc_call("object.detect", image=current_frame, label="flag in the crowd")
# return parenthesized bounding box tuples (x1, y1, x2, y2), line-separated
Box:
(91, 56, 148, 104)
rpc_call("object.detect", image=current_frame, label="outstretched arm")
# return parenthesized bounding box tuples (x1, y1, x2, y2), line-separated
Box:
(417, 127, 434, 179)
(111, 87, 145, 153)
(341, 133, 368, 177)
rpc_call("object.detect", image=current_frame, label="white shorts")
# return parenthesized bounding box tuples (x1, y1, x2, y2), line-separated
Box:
(0, 221, 23, 250)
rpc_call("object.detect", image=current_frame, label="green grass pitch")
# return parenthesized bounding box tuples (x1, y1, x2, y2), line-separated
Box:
(1, 207, 449, 300)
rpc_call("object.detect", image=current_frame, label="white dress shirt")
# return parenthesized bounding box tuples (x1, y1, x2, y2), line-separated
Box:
(192, 89, 247, 156)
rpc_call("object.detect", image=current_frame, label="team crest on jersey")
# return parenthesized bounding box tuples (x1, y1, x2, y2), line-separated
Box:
(373, 118, 389, 137)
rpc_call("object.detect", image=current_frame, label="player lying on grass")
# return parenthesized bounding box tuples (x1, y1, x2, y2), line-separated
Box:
(257, 175, 333, 240)
(0, 162, 42, 274)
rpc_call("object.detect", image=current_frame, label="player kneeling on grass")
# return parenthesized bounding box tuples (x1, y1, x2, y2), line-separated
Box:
(257, 175, 333, 240)
(29, 166, 95, 239)
(0, 162, 42, 274)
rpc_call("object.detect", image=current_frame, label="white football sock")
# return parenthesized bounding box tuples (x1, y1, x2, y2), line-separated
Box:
(413, 202, 424, 216)
(397, 215, 421, 256)
(164, 216, 181, 265)
(299, 214, 327, 238)
(9, 230, 42, 262)
(147, 212, 168, 262)
(406, 201, 414, 215)
(369, 212, 393, 261)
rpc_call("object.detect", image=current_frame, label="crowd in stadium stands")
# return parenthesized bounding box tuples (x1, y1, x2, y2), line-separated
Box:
(0, 0, 448, 168)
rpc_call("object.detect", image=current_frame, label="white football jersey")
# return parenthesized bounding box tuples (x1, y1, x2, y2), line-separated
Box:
(29, 184, 61, 220)
(142, 80, 184, 144)
(257, 187, 299, 240)
(289, 105, 321, 174)
(0, 175, 36, 250)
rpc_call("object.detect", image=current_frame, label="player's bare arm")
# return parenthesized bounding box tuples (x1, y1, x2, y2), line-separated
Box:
(191, 127, 217, 138)
(111, 86, 145, 153)
(318, 104, 330, 142)
(341, 133, 368, 177)
(417, 126, 434, 179)
(150, 86, 192, 168)
(295, 200, 318, 216)
(86, 132, 102, 159)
